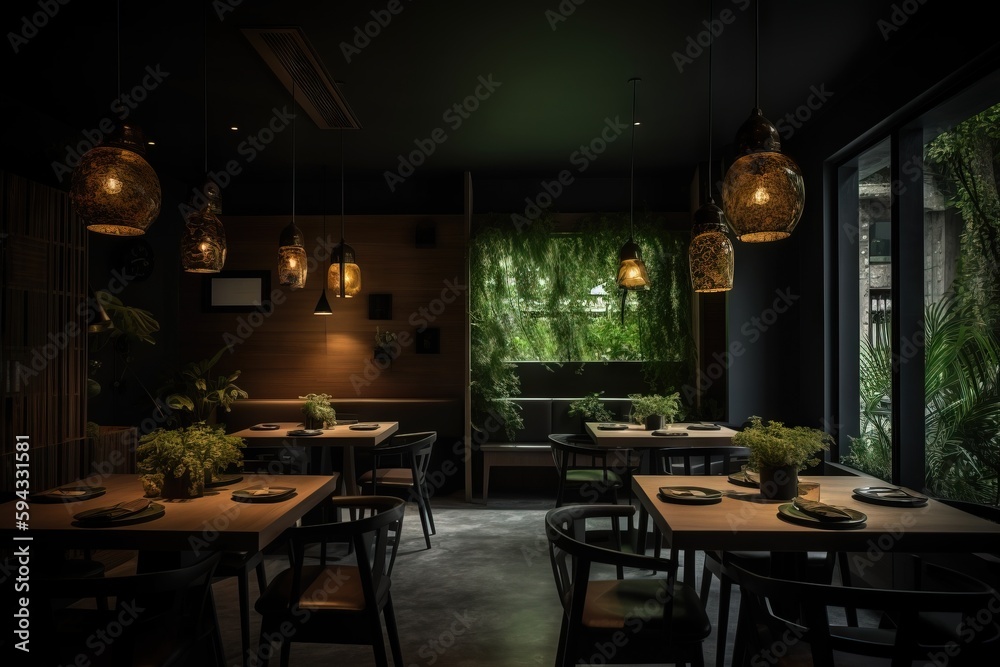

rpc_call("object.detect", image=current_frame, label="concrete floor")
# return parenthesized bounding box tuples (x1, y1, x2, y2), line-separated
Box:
(208, 492, 740, 667)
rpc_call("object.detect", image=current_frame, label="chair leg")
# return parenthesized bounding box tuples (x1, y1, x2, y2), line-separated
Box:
(422, 486, 436, 534)
(414, 491, 433, 550)
(279, 637, 292, 667)
(384, 595, 404, 667)
(838, 550, 859, 627)
(700, 558, 714, 604)
(370, 615, 390, 667)
(237, 570, 252, 667)
(715, 577, 732, 667)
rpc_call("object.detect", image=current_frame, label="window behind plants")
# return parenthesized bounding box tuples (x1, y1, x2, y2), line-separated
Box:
(469, 212, 695, 435)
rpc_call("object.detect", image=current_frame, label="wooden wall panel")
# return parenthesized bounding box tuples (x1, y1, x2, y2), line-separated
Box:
(1, 172, 88, 493)
(178, 214, 467, 402)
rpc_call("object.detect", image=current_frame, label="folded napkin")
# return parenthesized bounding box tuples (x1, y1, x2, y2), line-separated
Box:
(792, 497, 855, 522)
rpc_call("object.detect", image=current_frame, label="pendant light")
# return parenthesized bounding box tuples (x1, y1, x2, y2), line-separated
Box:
(277, 80, 307, 290)
(71, 0, 161, 236)
(689, 0, 735, 292)
(722, 0, 804, 242)
(327, 128, 361, 298)
(181, 8, 226, 273)
(314, 166, 333, 315)
(616, 77, 650, 293)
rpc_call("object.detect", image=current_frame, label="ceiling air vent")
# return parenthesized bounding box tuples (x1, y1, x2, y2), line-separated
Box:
(242, 27, 361, 130)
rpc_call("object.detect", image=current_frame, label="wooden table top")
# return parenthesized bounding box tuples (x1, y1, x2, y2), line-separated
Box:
(229, 421, 398, 447)
(586, 422, 739, 449)
(633, 474, 1000, 554)
(1, 473, 339, 553)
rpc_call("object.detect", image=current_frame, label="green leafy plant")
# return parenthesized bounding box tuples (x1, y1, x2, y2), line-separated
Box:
(300, 393, 337, 425)
(137, 422, 245, 495)
(163, 347, 248, 426)
(735, 415, 832, 472)
(628, 391, 683, 424)
(375, 326, 397, 349)
(569, 392, 615, 422)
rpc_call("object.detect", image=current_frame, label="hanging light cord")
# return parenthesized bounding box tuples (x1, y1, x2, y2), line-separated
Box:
(116, 0, 121, 100)
(339, 127, 346, 297)
(629, 78, 638, 239)
(754, 0, 759, 109)
(291, 79, 296, 222)
(707, 0, 714, 173)
(203, 7, 208, 174)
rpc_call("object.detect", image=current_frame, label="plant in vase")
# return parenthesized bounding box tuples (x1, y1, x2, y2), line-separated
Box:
(732, 415, 832, 500)
(569, 392, 615, 431)
(162, 346, 248, 427)
(374, 327, 397, 367)
(300, 393, 336, 430)
(628, 391, 683, 430)
(137, 423, 246, 499)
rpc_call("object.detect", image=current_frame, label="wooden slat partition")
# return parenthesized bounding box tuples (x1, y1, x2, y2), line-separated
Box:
(1, 172, 88, 493)
(177, 214, 466, 401)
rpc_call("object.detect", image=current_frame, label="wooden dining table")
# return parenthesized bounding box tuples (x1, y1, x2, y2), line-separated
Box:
(633, 473, 1000, 582)
(0, 472, 340, 555)
(229, 421, 398, 495)
(585, 421, 739, 455)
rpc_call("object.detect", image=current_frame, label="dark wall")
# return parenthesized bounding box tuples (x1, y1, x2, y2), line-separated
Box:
(725, 1, 1000, 433)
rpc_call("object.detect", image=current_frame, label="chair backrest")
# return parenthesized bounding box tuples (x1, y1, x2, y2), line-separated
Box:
(371, 431, 437, 485)
(547, 433, 607, 475)
(287, 495, 406, 608)
(35, 552, 222, 666)
(655, 445, 750, 476)
(726, 557, 1000, 666)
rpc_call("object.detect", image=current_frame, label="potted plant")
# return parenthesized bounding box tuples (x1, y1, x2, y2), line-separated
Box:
(137, 423, 246, 499)
(628, 391, 683, 430)
(163, 346, 248, 426)
(733, 415, 832, 500)
(374, 327, 397, 367)
(569, 392, 615, 431)
(300, 393, 336, 430)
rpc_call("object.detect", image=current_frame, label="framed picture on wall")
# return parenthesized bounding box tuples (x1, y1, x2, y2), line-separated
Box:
(369, 293, 392, 320)
(202, 270, 270, 313)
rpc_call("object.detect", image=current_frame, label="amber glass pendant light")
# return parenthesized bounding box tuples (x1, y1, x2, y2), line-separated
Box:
(278, 80, 307, 290)
(722, 0, 804, 242)
(616, 77, 651, 292)
(327, 129, 362, 298)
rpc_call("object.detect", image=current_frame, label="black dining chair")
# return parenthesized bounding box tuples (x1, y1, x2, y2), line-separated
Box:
(548, 433, 626, 507)
(33, 552, 223, 667)
(545, 503, 712, 666)
(725, 554, 1000, 666)
(254, 495, 406, 667)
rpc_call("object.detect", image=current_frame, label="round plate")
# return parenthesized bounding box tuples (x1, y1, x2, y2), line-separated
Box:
(777, 503, 867, 529)
(349, 424, 380, 431)
(232, 486, 296, 503)
(657, 486, 723, 504)
(249, 423, 281, 431)
(728, 471, 758, 488)
(286, 429, 324, 436)
(205, 474, 244, 488)
(30, 486, 106, 503)
(597, 423, 628, 430)
(852, 486, 928, 507)
(74, 502, 165, 526)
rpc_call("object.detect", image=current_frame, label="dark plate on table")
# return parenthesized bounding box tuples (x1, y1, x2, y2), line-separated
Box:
(852, 486, 928, 507)
(249, 423, 281, 431)
(74, 502, 165, 526)
(657, 486, 723, 504)
(652, 430, 688, 437)
(597, 423, 629, 430)
(777, 503, 867, 529)
(687, 422, 722, 430)
(349, 424, 381, 431)
(232, 486, 296, 503)
(286, 429, 324, 436)
(30, 485, 106, 503)
(205, 474, 244, 488)
(728, 470, 759, 488)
